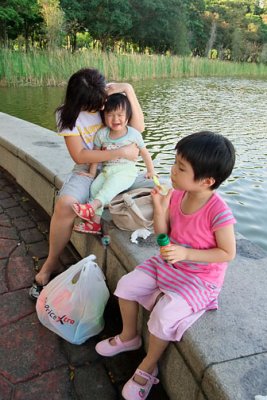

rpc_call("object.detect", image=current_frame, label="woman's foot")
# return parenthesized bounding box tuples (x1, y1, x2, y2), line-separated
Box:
(34, 270, 52, 286)
(72, 202, 95, 221)
(29, 263, 63, 300)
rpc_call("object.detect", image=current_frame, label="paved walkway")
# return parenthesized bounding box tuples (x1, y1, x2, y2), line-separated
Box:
(0, 167, 168, 400)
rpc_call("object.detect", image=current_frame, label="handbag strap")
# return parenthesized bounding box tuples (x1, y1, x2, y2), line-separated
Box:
(122, 192, 152, 224)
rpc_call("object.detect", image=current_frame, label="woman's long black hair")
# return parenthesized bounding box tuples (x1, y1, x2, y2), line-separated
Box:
(56, 68, 106, 131)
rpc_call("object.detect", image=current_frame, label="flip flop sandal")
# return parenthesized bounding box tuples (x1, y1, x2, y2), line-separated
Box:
(72, 202, 95, 221)
(29, 280, 45, 301)
(73, 220, 101, 234)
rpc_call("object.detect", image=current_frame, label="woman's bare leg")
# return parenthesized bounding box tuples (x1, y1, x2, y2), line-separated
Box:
(35, 195, 78, 285)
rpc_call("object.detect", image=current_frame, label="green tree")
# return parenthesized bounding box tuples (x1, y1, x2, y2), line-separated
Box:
(0, 0, 42, 50)
(60, 0, 86, 51)
(0, 2, 18, 45)
(38, 0, 64, 49)
(232, 27, 246, 60)
(205, 0, 267, 61)
(128, 0, 190, 54)
(186, 0, 207, 56)
(82, 0, 133, 50)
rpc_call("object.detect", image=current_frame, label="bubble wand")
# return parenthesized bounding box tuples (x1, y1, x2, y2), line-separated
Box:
(153, 176, 169, 196)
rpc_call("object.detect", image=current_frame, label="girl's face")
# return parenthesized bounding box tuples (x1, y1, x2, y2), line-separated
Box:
(171, 154, 198, 191)
(104, 106, 128, 132)
(171, 154, 214, 192)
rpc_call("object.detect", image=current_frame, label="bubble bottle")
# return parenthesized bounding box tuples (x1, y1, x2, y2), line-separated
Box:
(157, 233, 171, 261)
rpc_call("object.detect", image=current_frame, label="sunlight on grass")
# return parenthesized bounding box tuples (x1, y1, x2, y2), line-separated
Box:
(1, 49, 267, 86)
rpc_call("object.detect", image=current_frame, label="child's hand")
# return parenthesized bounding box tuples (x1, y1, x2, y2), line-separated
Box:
(161, 244, 187, 263)
(145, 171, 155, 179)
(151, 186, 173, 211)
(153, 175, 169, 195)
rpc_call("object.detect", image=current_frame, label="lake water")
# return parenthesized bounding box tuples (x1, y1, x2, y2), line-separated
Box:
(0, 77, 267, 251)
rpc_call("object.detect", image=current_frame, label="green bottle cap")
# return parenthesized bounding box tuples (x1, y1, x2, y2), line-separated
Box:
(157, 233, 170, 247)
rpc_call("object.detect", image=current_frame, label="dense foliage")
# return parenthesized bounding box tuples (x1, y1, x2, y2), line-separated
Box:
(0, 0, 267, 62)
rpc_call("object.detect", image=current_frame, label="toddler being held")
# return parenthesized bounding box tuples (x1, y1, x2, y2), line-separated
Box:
(72, 93, 154, 234)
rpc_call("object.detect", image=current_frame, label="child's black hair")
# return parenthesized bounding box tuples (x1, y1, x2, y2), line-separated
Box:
(57, 68, 106, 131)
(102, 93, 132, 123)
(175, 131, 235, 189)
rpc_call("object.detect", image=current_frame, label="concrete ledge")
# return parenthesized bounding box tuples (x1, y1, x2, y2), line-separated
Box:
(1, 112, 267, 400)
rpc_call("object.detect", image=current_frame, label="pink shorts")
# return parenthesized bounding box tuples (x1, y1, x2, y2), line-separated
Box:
(114, 269, 206, 341)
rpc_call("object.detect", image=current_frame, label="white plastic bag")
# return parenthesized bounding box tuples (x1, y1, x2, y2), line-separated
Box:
(36, 255, 110, 344)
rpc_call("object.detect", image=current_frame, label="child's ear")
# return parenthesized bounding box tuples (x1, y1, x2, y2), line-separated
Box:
(203, 177, 215, 188)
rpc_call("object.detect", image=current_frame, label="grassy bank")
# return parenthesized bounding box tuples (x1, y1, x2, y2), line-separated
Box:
(1, 49, 267, 86)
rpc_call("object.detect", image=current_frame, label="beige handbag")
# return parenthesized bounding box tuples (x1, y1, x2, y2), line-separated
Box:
(109, 188, 153, 231)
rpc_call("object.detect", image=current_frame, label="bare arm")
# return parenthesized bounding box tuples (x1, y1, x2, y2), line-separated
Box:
(87, 145, 99, 177)
(151, 187, 173, 234)
(106, 83, 145, 132)
(64, 136, 139, 164)
(162, 224, 236, 265)
(139, 147, 155, 178)
(88, 162, 98, 178)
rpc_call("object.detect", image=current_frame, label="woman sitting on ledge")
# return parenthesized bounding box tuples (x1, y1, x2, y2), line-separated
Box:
(29, 67, 152, 300)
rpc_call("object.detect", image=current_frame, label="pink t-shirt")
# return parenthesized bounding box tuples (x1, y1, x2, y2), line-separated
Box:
(169, 190, 236, 287)
(137, 189, 236, 311)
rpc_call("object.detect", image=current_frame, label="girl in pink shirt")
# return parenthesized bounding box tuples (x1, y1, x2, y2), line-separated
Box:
(96, 131, 236, 400)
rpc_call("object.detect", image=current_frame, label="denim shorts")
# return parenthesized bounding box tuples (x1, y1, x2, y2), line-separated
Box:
(58, 172, 93, 204)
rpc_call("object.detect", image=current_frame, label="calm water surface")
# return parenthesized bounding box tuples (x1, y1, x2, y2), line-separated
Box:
(0, 77, 266, 250)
